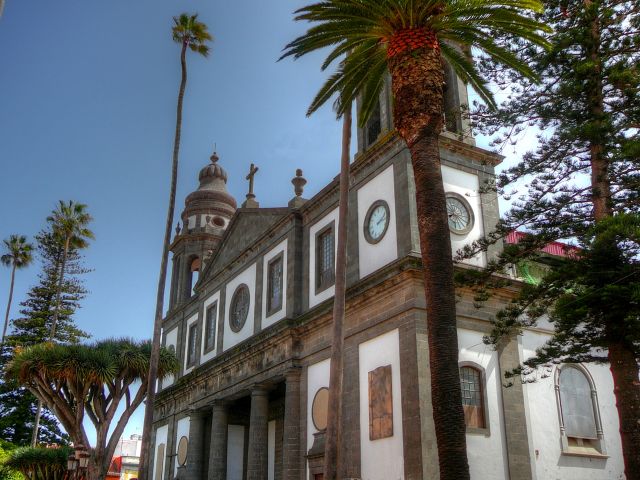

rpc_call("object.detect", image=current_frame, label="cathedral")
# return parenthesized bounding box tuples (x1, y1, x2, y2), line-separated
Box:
(150, 72, 625, 480)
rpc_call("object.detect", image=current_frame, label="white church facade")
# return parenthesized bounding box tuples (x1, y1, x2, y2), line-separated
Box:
(150, 73, 625, 480)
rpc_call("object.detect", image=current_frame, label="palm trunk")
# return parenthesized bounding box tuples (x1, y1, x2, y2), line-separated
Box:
(138, 40, 188, 480)
(1, 263, 17, 343)
(32, 237, 70, 446)
(388, 41, 470, 479)
(323, 104, 352, 480)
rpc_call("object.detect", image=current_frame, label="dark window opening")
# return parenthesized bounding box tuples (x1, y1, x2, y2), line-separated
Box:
(365, 101, 382, 148)
(460, 366, 485, 429)
(204, 302, 217, 352)
(316, 226, 335, 292)
(186, 323, 198, 367)
(267, 254, 284, 315)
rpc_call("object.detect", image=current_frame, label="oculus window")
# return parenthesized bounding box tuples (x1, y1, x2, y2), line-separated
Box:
(446, 192, 474, 235)
(229, 284, 250, 332)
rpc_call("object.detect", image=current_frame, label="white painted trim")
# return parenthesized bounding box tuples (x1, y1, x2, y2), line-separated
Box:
(309, 208, 339, 308)
(262, 238, 288, 328)
(201, 291, 221, 363)
(183, 313, 199, 375)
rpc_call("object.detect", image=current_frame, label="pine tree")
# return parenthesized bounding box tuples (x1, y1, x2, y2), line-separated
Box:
(458, 0, 640, 475)
(0, 230, 90, 445)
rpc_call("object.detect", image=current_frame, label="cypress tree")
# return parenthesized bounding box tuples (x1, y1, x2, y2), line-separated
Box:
(458, 0, 640, 475)
(0, 230, 90, 445)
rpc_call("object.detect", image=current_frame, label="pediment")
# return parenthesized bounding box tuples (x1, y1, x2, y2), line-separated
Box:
(201, 208, 290, 280)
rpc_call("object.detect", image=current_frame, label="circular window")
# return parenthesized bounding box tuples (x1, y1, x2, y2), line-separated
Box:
(363, 200, 390, 244)
(177, 436, 188, 466)
(446, 192, 474, 235)
(229, 284, 250, 332)
(212, 216, 225, 227)
(311, 387, 329, 431)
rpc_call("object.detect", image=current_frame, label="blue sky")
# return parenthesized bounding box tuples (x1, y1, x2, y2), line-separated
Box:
(0, 0, 518, 439)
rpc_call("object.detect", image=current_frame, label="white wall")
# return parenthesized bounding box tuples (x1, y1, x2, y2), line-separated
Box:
(183, 313, 199, 375)
(201, 290, 221, 364)
(173, 417, 190, 476)
(521, 330, 625, 480)
(262, 238, 288, 329)
(309, 208, 339, 308)
(227, 425, 245, 480)
(306, 359, 330, 455)
(457, 328, 509, 480)
(152, 424, 168, 480)
(162, 327, 178, 388)
(441, 165, 485, 267)
(357, 165, 398, 278)
(223, 263, 257, 351)
(358, 329, 404, 480)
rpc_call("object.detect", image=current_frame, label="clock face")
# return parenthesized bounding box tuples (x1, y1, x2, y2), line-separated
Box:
(446, 194, 474, 234)
(365, 201, 390, 244)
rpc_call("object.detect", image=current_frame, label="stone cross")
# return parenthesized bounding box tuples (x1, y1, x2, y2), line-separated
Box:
(246, 163, 259, 200)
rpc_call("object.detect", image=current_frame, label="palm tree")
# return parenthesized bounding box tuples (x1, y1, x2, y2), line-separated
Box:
(281, 1, 549, 478)
(1, 235, 34, 344)
(32, 200, 94, 446)
(8, 339, 179, 480)
(138, 13, 212, 480)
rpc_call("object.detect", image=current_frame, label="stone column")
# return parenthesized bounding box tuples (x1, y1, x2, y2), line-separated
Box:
(498, 334, 534, 480)
(246, 387, 269, 480)
(208, 401, 228, 480)
(186, 409, 207, 479)
(282, 369, 301, 480)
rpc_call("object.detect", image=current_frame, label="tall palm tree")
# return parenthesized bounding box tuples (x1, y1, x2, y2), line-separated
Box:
(32, 200, 94, 446)
(282, 1, 549, 478)
(1, 235, 34, 344)
(138, 13, 212, 480)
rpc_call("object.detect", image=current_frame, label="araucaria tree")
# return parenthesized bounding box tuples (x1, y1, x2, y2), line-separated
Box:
(460, 0, 640, 476)
(31, 200, 94, 446)
(7, 339, 179, 480)
(139, 13, 212, 480)
(2, 235, 34, 343)
(0, 230, 90, 445)
(281, 1, 549, 478)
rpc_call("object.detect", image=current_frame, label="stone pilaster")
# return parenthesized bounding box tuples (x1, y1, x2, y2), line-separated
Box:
(246, 387, 269, 480)
(282, 369, 301, 480)
(186, 409, 208, 479)
(497, 334, 534, 480)
(208, 401, 228, 480)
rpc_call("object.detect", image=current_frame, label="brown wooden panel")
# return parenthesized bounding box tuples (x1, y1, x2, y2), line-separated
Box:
(368, 364, 394, 440)
(463, 404, 485, 429)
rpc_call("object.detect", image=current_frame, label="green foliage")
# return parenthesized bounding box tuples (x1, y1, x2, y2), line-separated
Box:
(0, 230, 90, 445)
(0, 441, 23, 480)
(280, 0, 550, 122)
(46, 201, 94, 252)
(172, 13, 213, 57)
(4, 446, 71, 480)
(1, 236, 33, 270)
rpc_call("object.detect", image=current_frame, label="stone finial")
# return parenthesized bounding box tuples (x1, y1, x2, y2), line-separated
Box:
(175, 222, 182, 236)
(288, 169, 308, 208)
(292, 169, 307, 197)
(210, 150, 219, 163)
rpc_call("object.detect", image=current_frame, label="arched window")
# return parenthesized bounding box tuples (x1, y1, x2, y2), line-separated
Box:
(185, 257, 200, 297)
(555, 364, 606, 455)
(459, 364, 487, 431)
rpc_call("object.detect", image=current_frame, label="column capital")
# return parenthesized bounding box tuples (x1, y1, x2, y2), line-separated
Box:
(250, 384, 271, 396)
(284, 367, 302, 381)
(187, 408, 208, 419)
(210, 399, 228, 410)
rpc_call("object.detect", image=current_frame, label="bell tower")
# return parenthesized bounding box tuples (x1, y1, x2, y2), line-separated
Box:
(169, 151, 237, 308)
(356, 62, 475, 153)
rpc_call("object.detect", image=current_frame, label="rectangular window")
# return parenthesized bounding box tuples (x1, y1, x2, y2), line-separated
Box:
(187, 323, 197, 367)
(460, 366, 485, 429)
(316, 225, 335, 292)
(267, 254, 284, 315)
(204, 302, 217, 353)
